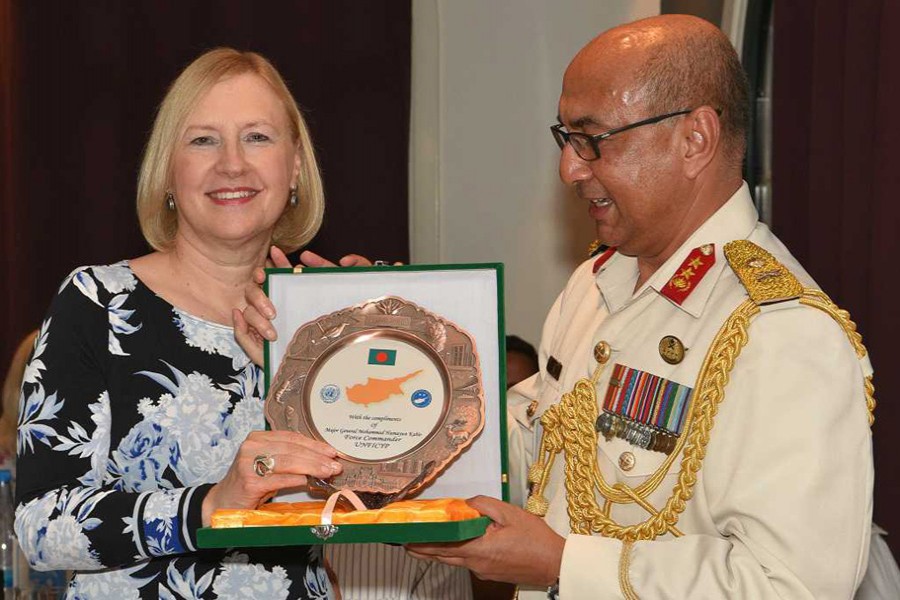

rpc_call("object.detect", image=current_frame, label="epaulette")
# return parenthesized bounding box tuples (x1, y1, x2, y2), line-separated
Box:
(724, 240, 803, 305)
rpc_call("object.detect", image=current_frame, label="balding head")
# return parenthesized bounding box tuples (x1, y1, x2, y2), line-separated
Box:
(568, 14, 749, 168)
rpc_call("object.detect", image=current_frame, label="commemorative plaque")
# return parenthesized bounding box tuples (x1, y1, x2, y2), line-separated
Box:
(265, 296, 485, 498)
(196, 264, 505, 548)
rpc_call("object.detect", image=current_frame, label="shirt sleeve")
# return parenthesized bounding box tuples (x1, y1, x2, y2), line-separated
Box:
(559, 305, 874, 599)
(14, 270, 213, 571)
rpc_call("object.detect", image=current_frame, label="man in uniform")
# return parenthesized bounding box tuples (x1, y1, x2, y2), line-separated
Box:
(408, 14, 874, 599)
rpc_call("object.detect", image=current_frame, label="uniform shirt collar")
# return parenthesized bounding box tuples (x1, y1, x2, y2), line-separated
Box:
(594, 182, 759, 317)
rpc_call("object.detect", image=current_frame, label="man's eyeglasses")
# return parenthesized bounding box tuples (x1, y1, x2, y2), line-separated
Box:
(550, 109, 696, 161)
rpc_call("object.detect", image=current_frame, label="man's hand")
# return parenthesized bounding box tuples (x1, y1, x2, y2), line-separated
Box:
(406, 496, 565, 586)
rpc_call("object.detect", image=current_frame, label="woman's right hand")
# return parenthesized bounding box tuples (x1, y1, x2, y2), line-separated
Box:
(201, 430, 342, 526)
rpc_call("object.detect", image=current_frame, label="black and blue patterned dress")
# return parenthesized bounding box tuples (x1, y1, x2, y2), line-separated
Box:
(15, 261, 333, 599)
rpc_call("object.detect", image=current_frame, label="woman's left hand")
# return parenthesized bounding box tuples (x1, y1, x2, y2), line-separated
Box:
(201, 430, 342, 526)
(233, 246, 293, 366)
(233, 247, 387, 366)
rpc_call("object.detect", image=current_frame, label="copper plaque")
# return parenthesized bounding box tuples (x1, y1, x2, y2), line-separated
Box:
(265, 296, 485, 496)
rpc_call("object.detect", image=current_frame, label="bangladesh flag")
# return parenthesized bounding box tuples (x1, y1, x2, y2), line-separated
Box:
(368, 348, 397, 366)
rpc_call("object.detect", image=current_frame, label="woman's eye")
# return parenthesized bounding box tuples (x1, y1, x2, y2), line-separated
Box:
(189, 136, 216, 146)
(245, 132, 271, 143)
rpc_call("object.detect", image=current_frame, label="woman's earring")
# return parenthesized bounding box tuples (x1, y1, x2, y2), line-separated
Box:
(166, 191, 176, 211)
(289, 187, 299, 208)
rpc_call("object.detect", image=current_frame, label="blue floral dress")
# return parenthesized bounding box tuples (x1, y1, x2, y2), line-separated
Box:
(14, 261, 334, 599)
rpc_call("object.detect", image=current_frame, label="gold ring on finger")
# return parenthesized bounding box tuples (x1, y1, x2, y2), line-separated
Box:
(253, 454, 276, 477)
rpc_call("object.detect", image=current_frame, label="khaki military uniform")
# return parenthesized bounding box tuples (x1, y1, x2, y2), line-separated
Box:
(509, 185, 874, 599)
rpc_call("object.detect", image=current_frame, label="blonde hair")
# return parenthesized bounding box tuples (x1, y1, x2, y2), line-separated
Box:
(137, 48, 324, 252)
(1, 331, 37, 458)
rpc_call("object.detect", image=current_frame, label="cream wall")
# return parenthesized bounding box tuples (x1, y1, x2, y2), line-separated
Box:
(410, 0, 660, 347)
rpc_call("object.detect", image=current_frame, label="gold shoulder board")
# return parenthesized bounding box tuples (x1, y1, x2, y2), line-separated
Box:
(724, 239, 803, 305)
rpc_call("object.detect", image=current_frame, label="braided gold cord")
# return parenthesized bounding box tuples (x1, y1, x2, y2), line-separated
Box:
(800, 289, 876, 426)
(525, 281, 876, 542)
(612, 483, 684, 537)
(557, 300, 757, 540)
(865, 376, 876, 427)
(526, 299, 758, 541)
(619, 541, 639, 600)
(539, 405, 566, 454)
(800, 290, 865, 357)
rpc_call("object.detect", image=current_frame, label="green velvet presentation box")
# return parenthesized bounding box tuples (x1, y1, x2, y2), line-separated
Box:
(198, 263, 507, 548)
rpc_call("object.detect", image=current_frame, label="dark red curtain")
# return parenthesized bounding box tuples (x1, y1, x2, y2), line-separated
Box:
(0, 0, 411, 372)
(774, 1, 900, 557)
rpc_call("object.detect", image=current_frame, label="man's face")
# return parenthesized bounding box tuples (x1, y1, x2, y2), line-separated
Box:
(556, 43, 690, 260)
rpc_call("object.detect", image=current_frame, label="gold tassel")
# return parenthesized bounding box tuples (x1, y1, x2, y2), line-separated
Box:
(525, 494, 549, 516)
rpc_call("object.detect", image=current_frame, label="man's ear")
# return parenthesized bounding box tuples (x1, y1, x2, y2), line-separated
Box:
(681, 106, 720, 179)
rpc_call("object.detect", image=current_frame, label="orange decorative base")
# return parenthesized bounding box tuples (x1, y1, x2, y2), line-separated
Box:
(212, 498, 480, 529)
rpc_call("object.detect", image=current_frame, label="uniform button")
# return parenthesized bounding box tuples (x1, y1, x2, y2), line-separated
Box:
(526, 400, 539, 418)
(618, 451, 636, 472)
(658, 335, 686, 364)
(593, 341, 611, 364)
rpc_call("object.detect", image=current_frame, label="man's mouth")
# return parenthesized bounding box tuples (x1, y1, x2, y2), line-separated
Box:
(590, 198, 612, 208)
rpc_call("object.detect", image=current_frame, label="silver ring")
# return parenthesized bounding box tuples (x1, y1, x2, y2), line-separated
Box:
(373, 260, 389, 266)
(253, 454, 276, 477)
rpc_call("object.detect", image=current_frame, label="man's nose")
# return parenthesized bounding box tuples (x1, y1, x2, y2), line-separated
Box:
(558, 143, 592, 186)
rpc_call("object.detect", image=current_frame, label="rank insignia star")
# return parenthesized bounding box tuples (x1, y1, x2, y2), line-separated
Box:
(661, 244, 716, 305)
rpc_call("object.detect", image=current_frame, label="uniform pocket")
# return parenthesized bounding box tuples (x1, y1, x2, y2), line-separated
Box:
(598, 436, 675, 479)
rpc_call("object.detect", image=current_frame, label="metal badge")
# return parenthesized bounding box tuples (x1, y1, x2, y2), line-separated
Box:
(658, 335, 686, 365)
(265, 296, 485, 496)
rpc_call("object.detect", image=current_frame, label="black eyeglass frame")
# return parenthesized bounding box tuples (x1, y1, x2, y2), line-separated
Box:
(551, 109, 700, 161)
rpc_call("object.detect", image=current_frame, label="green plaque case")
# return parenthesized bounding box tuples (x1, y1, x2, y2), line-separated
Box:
(198, 516, 492, 547)
(197, 263, 507, 547)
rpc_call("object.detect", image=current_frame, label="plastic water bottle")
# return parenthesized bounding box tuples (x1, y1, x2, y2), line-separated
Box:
(0, 470, 15, 598)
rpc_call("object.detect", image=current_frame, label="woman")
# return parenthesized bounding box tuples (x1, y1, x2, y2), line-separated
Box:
(15, 48, 341, 599)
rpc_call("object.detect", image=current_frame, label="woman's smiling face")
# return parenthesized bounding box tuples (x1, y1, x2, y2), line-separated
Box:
(171, 71, 300, 250)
